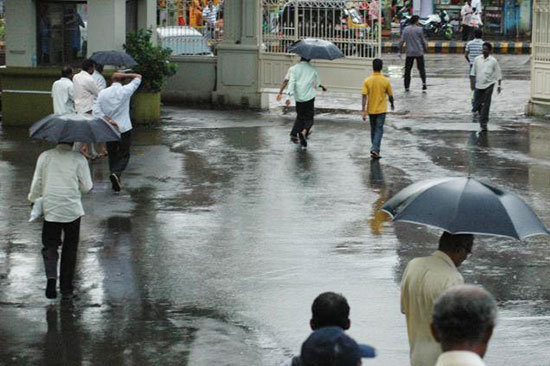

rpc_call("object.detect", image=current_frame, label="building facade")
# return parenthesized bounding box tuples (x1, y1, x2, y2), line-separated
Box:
(528, 0, 550, 116)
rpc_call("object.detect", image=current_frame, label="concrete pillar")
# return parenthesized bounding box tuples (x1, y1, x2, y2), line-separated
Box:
(527, 0, 550, 116)
(87, 0, 127, 56)
(213, 0, 268, 109)
(5, 0, 35, 67)
(138, 0, 157, 44)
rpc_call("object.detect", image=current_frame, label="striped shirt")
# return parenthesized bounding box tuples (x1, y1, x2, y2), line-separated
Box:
(466, 38, 484, 65)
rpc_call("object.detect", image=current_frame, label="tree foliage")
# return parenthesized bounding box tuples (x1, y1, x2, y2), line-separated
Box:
(124, 29, 177, 93)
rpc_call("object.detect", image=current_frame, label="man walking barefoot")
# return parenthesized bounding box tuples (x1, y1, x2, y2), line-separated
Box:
(28, 142, 93, 299)
(93, 72, 142, 192)
(361, 58, 394, 160)
(470, 42, 502, 131)
(399, 15, 428, 92)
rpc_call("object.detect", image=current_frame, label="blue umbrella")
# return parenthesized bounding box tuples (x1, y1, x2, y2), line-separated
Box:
(381, 177, 549, 240)
(288, 38, 344, 60)
(29, 114, 121, 143)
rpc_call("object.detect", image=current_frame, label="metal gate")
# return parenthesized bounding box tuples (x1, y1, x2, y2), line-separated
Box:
(260, 0, 382, 93)
(531, 0, 550, 103)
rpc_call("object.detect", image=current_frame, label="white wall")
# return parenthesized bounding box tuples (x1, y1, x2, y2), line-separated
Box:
(5, 0, 35, 67)
(87, 0, 127, 56)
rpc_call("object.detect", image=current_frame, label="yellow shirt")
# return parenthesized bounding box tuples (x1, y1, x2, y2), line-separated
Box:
(361, 72, 393, 115)
(401, 251, 464, 366)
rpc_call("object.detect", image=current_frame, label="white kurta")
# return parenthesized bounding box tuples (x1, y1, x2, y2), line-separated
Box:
(51, 77, 75, 115)
(401, 251, 464, 366)
(28, 144, 93, 223)
(73, 70, 99, 113)
(435, 351, 487, 366)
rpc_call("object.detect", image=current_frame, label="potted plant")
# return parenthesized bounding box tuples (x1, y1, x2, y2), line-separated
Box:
(124, 29, 177, 124)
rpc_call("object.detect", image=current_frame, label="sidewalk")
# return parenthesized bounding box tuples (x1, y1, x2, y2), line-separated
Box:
(382, 40, 531, 54)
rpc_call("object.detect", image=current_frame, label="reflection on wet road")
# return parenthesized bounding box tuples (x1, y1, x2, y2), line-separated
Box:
(1, 73, 549, 365)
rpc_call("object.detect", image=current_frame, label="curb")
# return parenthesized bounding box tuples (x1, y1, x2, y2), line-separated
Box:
(382, 41, 531, 54)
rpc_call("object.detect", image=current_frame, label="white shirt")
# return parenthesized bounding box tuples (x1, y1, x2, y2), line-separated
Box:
(92, 70, 107, 91)
(51, 77, 75, 115)
(435, 351, 487, 366)
(28, 144, 93, 223)
(470, 55, 502, 89)
(93, 78, 141, 133)
(73, 70, 99, 113)
(471, 0, 482, 13)
(461, 4, 473, 25)
(401, 251, 464, 366)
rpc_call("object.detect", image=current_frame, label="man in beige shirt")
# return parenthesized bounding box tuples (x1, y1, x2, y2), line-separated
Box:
(28, 143, 93, 300)
(401, 232, 474, 366)
(73, 59, 100, 158)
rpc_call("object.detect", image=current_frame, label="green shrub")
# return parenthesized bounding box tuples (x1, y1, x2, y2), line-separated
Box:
(123, 29, 177, 93)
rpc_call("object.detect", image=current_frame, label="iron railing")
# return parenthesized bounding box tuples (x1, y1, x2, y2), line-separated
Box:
(262, 0, 381, 58)
(534, 0, 550, 62)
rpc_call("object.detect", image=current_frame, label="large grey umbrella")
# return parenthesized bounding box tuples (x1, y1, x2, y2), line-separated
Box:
(90, 50, 138, 67)
(29, 114, 121, 143)
(381, 177, 549, 240)
(288, 38, 344, 60)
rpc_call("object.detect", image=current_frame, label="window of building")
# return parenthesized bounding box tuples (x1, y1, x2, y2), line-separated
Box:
(37, 1, 88, 66)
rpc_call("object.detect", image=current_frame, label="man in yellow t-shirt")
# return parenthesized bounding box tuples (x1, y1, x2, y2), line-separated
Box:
(361, 58, 394, 159)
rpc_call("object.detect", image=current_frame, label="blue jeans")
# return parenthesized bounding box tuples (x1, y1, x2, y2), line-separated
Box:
(369, 113, 386, 153)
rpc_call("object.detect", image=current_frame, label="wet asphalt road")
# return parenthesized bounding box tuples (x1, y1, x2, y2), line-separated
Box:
(1, 54, 549, 365)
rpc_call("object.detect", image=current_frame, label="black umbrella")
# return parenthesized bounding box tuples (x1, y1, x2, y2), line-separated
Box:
(29, 114, 121, 143)
(90, 50, 138, 67)
(381, 177, 549, 240)
(288, 38, 344, 60)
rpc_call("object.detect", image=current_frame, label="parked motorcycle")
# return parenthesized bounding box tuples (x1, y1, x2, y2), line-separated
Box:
(400, 10, 454, 40)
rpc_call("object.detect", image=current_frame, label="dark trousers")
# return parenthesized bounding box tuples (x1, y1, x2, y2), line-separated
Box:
(106, 130, 132, 177)
(42, 218, 81, 294)
(404, 56, 426, 89)
(290, 98, 315, 137)
(462, 25, 472, 41)
(473, 84, 494, 129)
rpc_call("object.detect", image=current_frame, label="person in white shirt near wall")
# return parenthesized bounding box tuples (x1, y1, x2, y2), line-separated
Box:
(91, 62, 108, 158)
(73, 59, 100, 158)
(470, 42, 502, 132)
(51, 67, 75, 115)
(93, 72, 142, 192)
(431, 285, 497, 366)
(28, 143, 93, 300)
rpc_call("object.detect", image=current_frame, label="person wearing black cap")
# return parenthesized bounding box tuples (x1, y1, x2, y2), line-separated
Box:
(298, 326, 376, 366)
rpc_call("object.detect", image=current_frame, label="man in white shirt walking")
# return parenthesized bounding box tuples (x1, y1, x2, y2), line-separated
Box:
(431, 285, 497, 366)
(285, 57, 327, 149)
(73, 59, 100, 158)
(93, 72, 142, 192)
(401, 232, 474, 366)
(51, 67, 75, 115)
(470, 42, 502, 131)
(28, 143, 93, 299)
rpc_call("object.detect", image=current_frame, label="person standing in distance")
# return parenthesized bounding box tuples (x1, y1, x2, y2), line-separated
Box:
(93, 72, 142, 192)
(470, 42, 502, 132)
(28, 142, 93, 299)
(361, 58, 394, 160)
(401, 232, 474, 366)
(51, 66, 75, 115)
(399, 15, 428, 92)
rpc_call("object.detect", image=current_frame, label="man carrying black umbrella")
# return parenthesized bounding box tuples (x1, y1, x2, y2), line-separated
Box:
(93, 72, 142, 192)
(28, 142, 93, 299)
(285, 57, 327, 149)
(401, 232, 474, 366)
